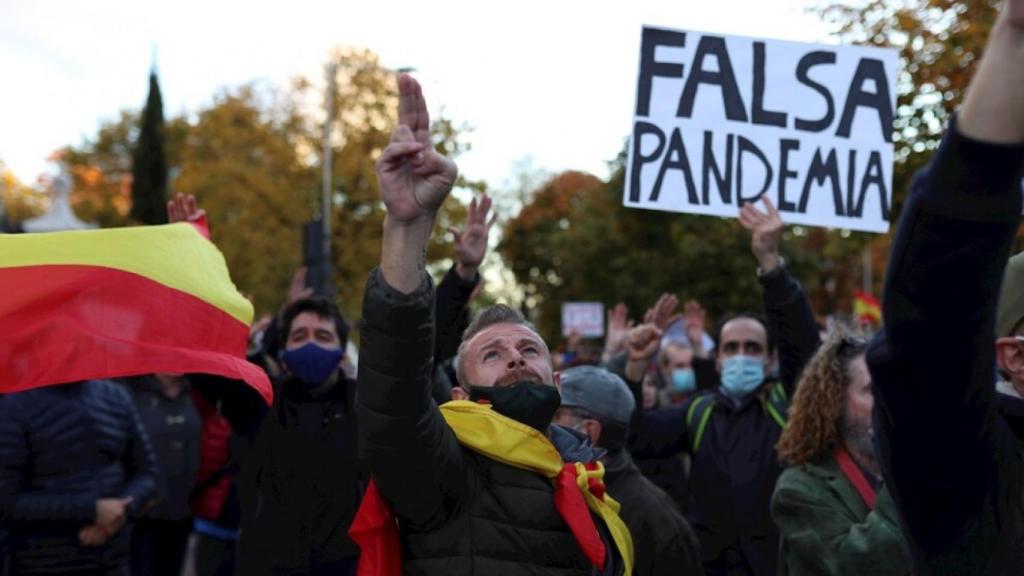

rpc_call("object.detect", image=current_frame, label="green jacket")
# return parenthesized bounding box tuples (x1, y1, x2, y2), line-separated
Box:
(771, 453, 911, 576)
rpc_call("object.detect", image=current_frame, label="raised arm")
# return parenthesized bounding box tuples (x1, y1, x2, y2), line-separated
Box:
(618, 323, 693, 458)
(739, 197, 820, 395)
(434, 194, 494, 363)
(356, 74, 467, 527)
(868, 0, 1024, 569)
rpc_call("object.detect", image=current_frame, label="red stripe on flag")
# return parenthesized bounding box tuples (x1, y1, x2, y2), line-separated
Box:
(0, 264, 271, 403)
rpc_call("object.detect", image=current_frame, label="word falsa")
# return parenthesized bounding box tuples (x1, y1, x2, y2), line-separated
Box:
(624, 26, 899, 233)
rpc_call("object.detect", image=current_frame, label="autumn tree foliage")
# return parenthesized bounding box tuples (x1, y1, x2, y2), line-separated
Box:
(57, 48, 476, 321)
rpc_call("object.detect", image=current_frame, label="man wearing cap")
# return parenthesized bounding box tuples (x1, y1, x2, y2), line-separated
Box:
(996, 252, 1024, 400)
(554, 366, 702, 576)
(865, 0, 1024, 572)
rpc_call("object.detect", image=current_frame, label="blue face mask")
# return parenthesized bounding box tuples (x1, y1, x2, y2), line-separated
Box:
(670, 368, 697, 393)
(720, 355, 765, 399)
(281, 342, 344, 388)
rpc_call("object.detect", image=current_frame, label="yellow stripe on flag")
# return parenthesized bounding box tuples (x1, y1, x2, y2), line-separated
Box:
(0, 223, 252, 324)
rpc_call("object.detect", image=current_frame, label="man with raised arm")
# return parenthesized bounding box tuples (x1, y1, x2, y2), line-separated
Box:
(866, 1, 1024, 573)
(621, 198, 820, 576)
(349, 74, 631, 576)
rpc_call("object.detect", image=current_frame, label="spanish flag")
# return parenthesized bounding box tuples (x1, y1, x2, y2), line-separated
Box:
(0, 218, 272, 403)
(853, 290, 882, 327)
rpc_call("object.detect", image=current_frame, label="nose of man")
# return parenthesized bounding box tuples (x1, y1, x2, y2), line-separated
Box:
(506, 349, 526, 369)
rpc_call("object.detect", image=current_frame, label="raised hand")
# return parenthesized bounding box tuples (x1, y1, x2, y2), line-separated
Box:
(739, 197, 784, 273)
(958, 0, 1024, 143)
(449, 194, 497, 280)
(684, 299, 709, 357)
(626, 324, 664, 363)
(602, 303, 634, 362)
(644, 293, 683, 331)
(286, 267, 314, 306)
(377, 74, 458, 225)
(624, 323, 664, 384)
(166, 193, 205, 224)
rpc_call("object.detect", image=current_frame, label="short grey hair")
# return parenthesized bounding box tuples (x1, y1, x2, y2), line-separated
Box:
(454, 304, 541, 386)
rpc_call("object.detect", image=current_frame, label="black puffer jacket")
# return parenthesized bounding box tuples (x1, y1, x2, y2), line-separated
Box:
(357, 269, 624, 576)
(604, 448, 702, 576)
(0, 380, 158, 575)
(233, 376, 363, 576)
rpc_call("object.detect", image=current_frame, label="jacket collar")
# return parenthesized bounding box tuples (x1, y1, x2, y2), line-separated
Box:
(997, 390, 1024, 441)
(549, 424, 606, 463)
(801, 453, 871, 518)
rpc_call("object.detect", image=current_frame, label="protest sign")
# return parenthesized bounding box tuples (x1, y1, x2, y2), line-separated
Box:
(625, 26, 899, 233)
(561, 302, 605, 338)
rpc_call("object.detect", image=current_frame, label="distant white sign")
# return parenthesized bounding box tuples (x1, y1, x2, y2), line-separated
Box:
(625, 26, 899, 233)
(561, 302, 605, 338)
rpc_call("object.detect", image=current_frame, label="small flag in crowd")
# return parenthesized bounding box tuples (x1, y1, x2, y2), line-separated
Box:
(853, 291, 882, 327)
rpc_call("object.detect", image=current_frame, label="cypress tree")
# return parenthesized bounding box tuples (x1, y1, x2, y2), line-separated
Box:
(130, 71, 168, 224)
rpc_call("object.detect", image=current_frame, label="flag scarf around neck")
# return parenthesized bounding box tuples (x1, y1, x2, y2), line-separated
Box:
(349, 400, 634, 576)
(0, 219, 272, 404)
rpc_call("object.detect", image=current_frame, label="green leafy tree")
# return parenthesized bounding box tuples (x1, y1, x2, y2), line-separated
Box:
(817, 0, 1010, 285)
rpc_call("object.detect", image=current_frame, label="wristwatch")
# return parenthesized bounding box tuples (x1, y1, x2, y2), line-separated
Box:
(757, 256, 786, 278)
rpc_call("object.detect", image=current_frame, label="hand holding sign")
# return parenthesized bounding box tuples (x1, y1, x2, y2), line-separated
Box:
(739, 197, 784, 273)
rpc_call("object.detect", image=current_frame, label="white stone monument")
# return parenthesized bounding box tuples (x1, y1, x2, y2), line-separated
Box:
(22, 163, 97, 232)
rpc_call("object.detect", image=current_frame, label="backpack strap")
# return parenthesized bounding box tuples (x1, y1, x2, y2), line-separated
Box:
(764, 381, 789, 429)
(685, 394, 717, 453)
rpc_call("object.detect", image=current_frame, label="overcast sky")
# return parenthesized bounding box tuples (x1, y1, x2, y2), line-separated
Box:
(1, 0, 835, 191)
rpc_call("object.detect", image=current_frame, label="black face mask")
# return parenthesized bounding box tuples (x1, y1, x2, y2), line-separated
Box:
(468, 380, 561, 432)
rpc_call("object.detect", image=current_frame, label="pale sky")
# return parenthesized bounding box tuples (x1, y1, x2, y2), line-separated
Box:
(0, 0, 835, 191)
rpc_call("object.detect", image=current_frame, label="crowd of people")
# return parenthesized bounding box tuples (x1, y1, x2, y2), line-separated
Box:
(2, 1, 1024, 575)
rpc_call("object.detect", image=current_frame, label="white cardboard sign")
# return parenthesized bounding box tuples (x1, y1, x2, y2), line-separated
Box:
(625, 26, 899, 233)
(561, 302, 605, 338)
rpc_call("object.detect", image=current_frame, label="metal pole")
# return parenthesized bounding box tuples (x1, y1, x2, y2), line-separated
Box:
(321, 62, 337, 294)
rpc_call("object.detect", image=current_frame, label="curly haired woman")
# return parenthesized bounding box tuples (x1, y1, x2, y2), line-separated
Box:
(770, 333, 911, 575)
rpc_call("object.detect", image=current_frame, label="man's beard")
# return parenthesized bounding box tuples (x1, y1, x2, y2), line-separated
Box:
(842, 419, 878, 474)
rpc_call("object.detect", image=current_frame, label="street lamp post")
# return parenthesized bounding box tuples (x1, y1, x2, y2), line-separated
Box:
(320, 62, 337, 297)
(317, 62, 416, 297)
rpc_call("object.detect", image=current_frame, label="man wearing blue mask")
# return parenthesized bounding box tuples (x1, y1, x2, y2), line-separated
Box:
(620, 197, 821, 576)
(201, 296, 365, 576)
(164, 195, 364, 576)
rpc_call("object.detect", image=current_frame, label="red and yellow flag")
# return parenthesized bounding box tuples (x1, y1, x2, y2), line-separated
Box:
(0, 220, 272, 403)
(853, 290, 882, 327)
